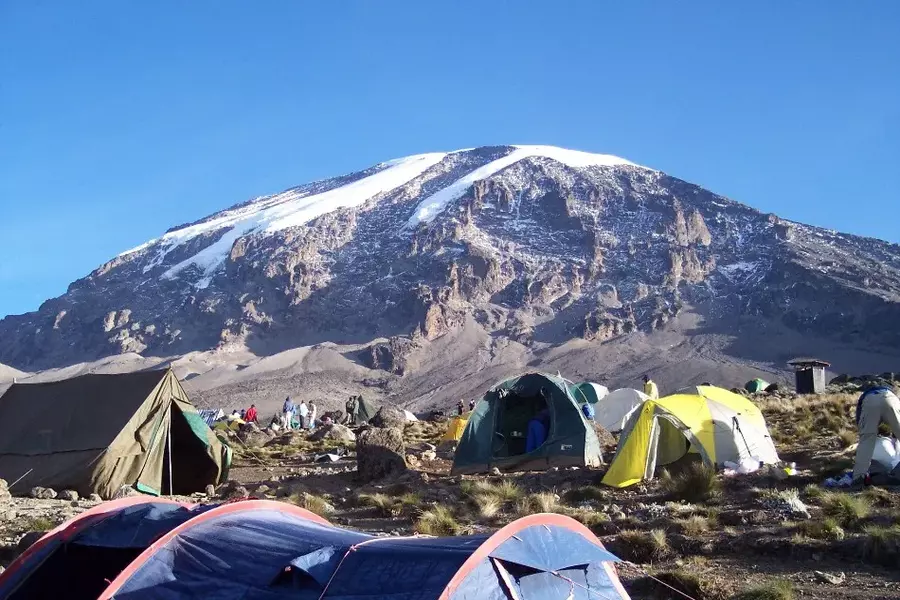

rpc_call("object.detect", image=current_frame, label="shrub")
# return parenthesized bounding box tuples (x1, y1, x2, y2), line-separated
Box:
(801, 484, 824, 502)
(794, 517, 844, 541)
(674, 515, 711, 536)
(660, 463, 722, 503)
(607, 529, 669, 563)
(858, 524, 900, 567)
(292, 493, 333, 517)
(23, 516, 55, 532)
(732, 580, 795, 600)
(473, 496, 503, 520)
(415, 505, 464, 536)
(821, 492, 870, 529)
(359, 493, 401, 517)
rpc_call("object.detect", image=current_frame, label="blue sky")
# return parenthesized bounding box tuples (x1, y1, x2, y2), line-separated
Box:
(1, 2, 898, 318)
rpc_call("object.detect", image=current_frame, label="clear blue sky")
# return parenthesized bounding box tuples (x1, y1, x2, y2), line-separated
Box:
(1, 2, 898, 318)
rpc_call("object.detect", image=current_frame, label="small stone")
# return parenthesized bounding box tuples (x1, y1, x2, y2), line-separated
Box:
(255, 484, 271, 495)
(421, 450, 437, 461)
(29, 487, 57, 500)
(88, 493, 102, 503)
(228, 486, 249, 499)
(58, 490, 79, 502)
(0, 509, 17, 521)
(205, 484, 216, 497)
(112, 485, 139, 499)
(814, 571, 845, 585)
(490, 467, 502, 476)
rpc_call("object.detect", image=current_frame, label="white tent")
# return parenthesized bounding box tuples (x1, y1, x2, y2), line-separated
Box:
(596, 388, 649, 433)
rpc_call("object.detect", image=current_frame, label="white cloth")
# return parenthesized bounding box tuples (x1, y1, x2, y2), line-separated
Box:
(853, 389, 900, 479)
(283, 411, 293, 429)
(298, 403, 309, 418)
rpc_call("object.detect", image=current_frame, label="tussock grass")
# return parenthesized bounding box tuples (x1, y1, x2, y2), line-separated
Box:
(291, 492, 333, 517)
(794, 517, 845, 541)
(862, 486, 898, 509)
(646, 569, 721, 600)
(460, 479, 523, 503)
(801, 484, 825, 502)
(359, 493, 402, 517)
(858, 524, 900, 567)
(568, 508, 610, 530)
(517, 492, 565, 515)
(837, 428, 857, 449)
(821, 491, 870, 529)
(732, 580, 795, 600)
(608, 529, 669, 563)
(415, 505, 465, 536)
(563, 485, 607, 504)
(22, 516, 55, 532)
(674, 514, 712, 536)
(660, 463, 721, 503)
(473, 496, 503, 520)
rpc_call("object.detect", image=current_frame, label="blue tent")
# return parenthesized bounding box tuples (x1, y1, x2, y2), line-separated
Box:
(0, 499, 630, 600)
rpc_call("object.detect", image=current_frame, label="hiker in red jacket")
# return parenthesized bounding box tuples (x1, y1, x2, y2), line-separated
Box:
(245, 404, 258, 424)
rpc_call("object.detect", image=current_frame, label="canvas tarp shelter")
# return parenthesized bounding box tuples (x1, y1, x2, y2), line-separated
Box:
(0, 499, 629, 600)
(603, 385, 780, 488)
(452, 372, 603, 475)
(0, 369, 230, 499)
(595, 388, 649, 433)
(347, 397, 379, 425)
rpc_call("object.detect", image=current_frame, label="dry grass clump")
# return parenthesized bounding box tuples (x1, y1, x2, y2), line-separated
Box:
(821, 491, 870, 529)
(460, 479, 523, 503)
(516, 492, 565, 515)
(732, 580, 795, 600)
(793, 517, 845, 541)
(608, 529, 670, 563)
(837, 428, 857, 449)
(642, 569, 725, 600)
(358, 492, 421, 517)
(415, 505, 466, 536)
(567, 508, 611, 531)
(22, 516, 55, 532)
(801, 484, 825, 502)
(862, 486, 899, 509)
(674, 514, 712, 536)
(660, 463, 722, 503)
(291, 492, 333, 517)
(858, 524, 900, 567)
(563, 485, 607, 504)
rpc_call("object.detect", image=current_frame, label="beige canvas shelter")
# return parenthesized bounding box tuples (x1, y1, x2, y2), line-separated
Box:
(0, 369, 230, 499)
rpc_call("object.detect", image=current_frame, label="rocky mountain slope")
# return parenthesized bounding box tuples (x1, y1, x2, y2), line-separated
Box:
(2, 145, 899, 405)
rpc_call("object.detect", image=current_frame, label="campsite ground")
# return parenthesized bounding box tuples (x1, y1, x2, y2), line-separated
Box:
(1, 391, 898, 599)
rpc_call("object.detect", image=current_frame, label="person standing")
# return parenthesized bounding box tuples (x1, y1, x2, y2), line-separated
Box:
(298, 400, 310, 429)
(457, 400, 465, 416)
(852, 385, 900, 483)
(643, 375, 659, 400)
(308, 402, 318, 430)
(282, 396, 296, 431)
(245, 404, 258, 424)
(468, 399, 476, 412)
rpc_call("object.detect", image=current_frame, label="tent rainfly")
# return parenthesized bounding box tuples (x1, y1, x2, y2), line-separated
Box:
(569, 382, 610, 405)
(744, 378, 769, 394)
(603, 385, 780, 488)
(593, 388, 650, 433)
(452, 372, 603, 475)
(0, 498, 630, 600)
(0, 369, 230, 499)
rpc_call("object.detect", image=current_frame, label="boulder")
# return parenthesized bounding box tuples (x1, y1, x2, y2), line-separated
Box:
(369, 405, 406, 429)
(237, 426, 272, 448)
(356, 427, 407, 482)
(113, 485, 139, 499)
(265, 431, 307, 447)
(29, 487, 57, 500)
(88, 493, 103, 503)
(205, 484, 216, 497)
(58, 490, 79, 502)
(16, 531, 46, 557)
(310, 423, 356, 442)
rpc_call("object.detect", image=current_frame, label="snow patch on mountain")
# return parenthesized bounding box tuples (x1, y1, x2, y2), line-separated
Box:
(404, 145, 645, 228)
(136, 152, 447, 288)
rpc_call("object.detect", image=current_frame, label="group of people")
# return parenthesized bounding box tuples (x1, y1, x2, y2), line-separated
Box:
(456, 399, 477, 416)
(230, 404, 258, 423)
(281, 396, 318, 431)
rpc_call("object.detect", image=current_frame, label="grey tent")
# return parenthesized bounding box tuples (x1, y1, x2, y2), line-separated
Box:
(0, 369, 230, 499)
(452, 372, 603, 475)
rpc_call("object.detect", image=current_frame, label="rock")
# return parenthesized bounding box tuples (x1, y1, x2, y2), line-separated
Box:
(0, 509, 17, 521)
(58, 490, 79, 502)
(310, 423, 356, 442)
(369, 405, 406, 429)
(113, 485, 139, 499)
(16, 531, 46, 557)
(0, 488, 10, 503)
(490, 467, 501, 476)
(88, 493, 102, 503)
(356, 427, 407, 482)
(406, 454, 421, 468)
(228, 485, 250, 499)
(255, 484, 272, 495)
(237, 426, 272, 448)
(814, 571, 845, 585)
(29, 487, 57, 500)
(205, 484, 216, 497)
(0, 478, 7, 490)
(421, 450, 437, 461)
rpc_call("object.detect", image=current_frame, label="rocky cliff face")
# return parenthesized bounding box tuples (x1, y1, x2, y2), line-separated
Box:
(2, 145, 899, 370)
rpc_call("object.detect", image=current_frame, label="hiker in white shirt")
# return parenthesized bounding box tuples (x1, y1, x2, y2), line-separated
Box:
(298, 401, 310, 429)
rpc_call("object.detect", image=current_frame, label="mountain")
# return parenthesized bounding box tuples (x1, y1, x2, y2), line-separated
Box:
(2, 145, 900, 411)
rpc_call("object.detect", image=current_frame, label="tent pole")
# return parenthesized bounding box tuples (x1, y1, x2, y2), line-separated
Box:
(167, 408, 174, 496)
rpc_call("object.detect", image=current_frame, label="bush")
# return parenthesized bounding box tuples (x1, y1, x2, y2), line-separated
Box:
(674, 515, 711, 536)
(23, 516, 55, 532)
(801, 484, 824, 502)
(415, 505, 465, 536)
(607, 529, 669, 563)
(660, 463, 722, 503)
(858, 524, 900, 567)
(732, 580, 794, 600)
(794, 517, 845, 541)
(292, 493, 333, 517)
(821, 492, 870, 529)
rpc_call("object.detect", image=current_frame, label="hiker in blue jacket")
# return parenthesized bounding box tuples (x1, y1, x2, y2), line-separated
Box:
(282, 396, 296, 431)
(853, 385, 900, 483)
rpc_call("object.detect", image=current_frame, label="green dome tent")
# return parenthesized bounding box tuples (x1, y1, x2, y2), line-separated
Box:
(744, 378, 769, 394)
(569, 382, 610, 405)
(451, 372, 603, 475)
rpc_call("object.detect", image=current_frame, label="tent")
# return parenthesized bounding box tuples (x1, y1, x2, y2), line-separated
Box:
(569, 382, 610, 405)
(198, 409, 225, 427)
(347, 396, 379, 425)
(602, 385, 780, 488)
(452, 372, 603, 475)
(442, 416, 468, 442)
(744, 378, 769, 393)
(0, 369, 230, 499)
(595, 388, 649, 433)
(0, 498, 630, 600)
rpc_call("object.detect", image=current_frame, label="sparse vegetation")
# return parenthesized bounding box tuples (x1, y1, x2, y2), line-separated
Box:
(821, 491, 870, 529)
(359, 493, 402, 517)
(801, 484, 825, 502)
(291, 492, 333, 517)
(608, 529, 670, 563)
(732, 580, 795, 600)
(415, 505, 465, 536)
(516, 492, 565, 515)
(858, 524, 900, 567)
(674, 514, 712, 536)
(22, 516, 55, 531)
(660, 463, 722, 503)
(794, 517, 845, 541)
(563, 485, 607, 504)
(837, 428, 856, 448)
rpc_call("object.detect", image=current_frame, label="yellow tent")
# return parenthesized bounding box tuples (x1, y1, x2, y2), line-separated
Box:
(442, 416, 468, 442)
(602, 386, 780, 488)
